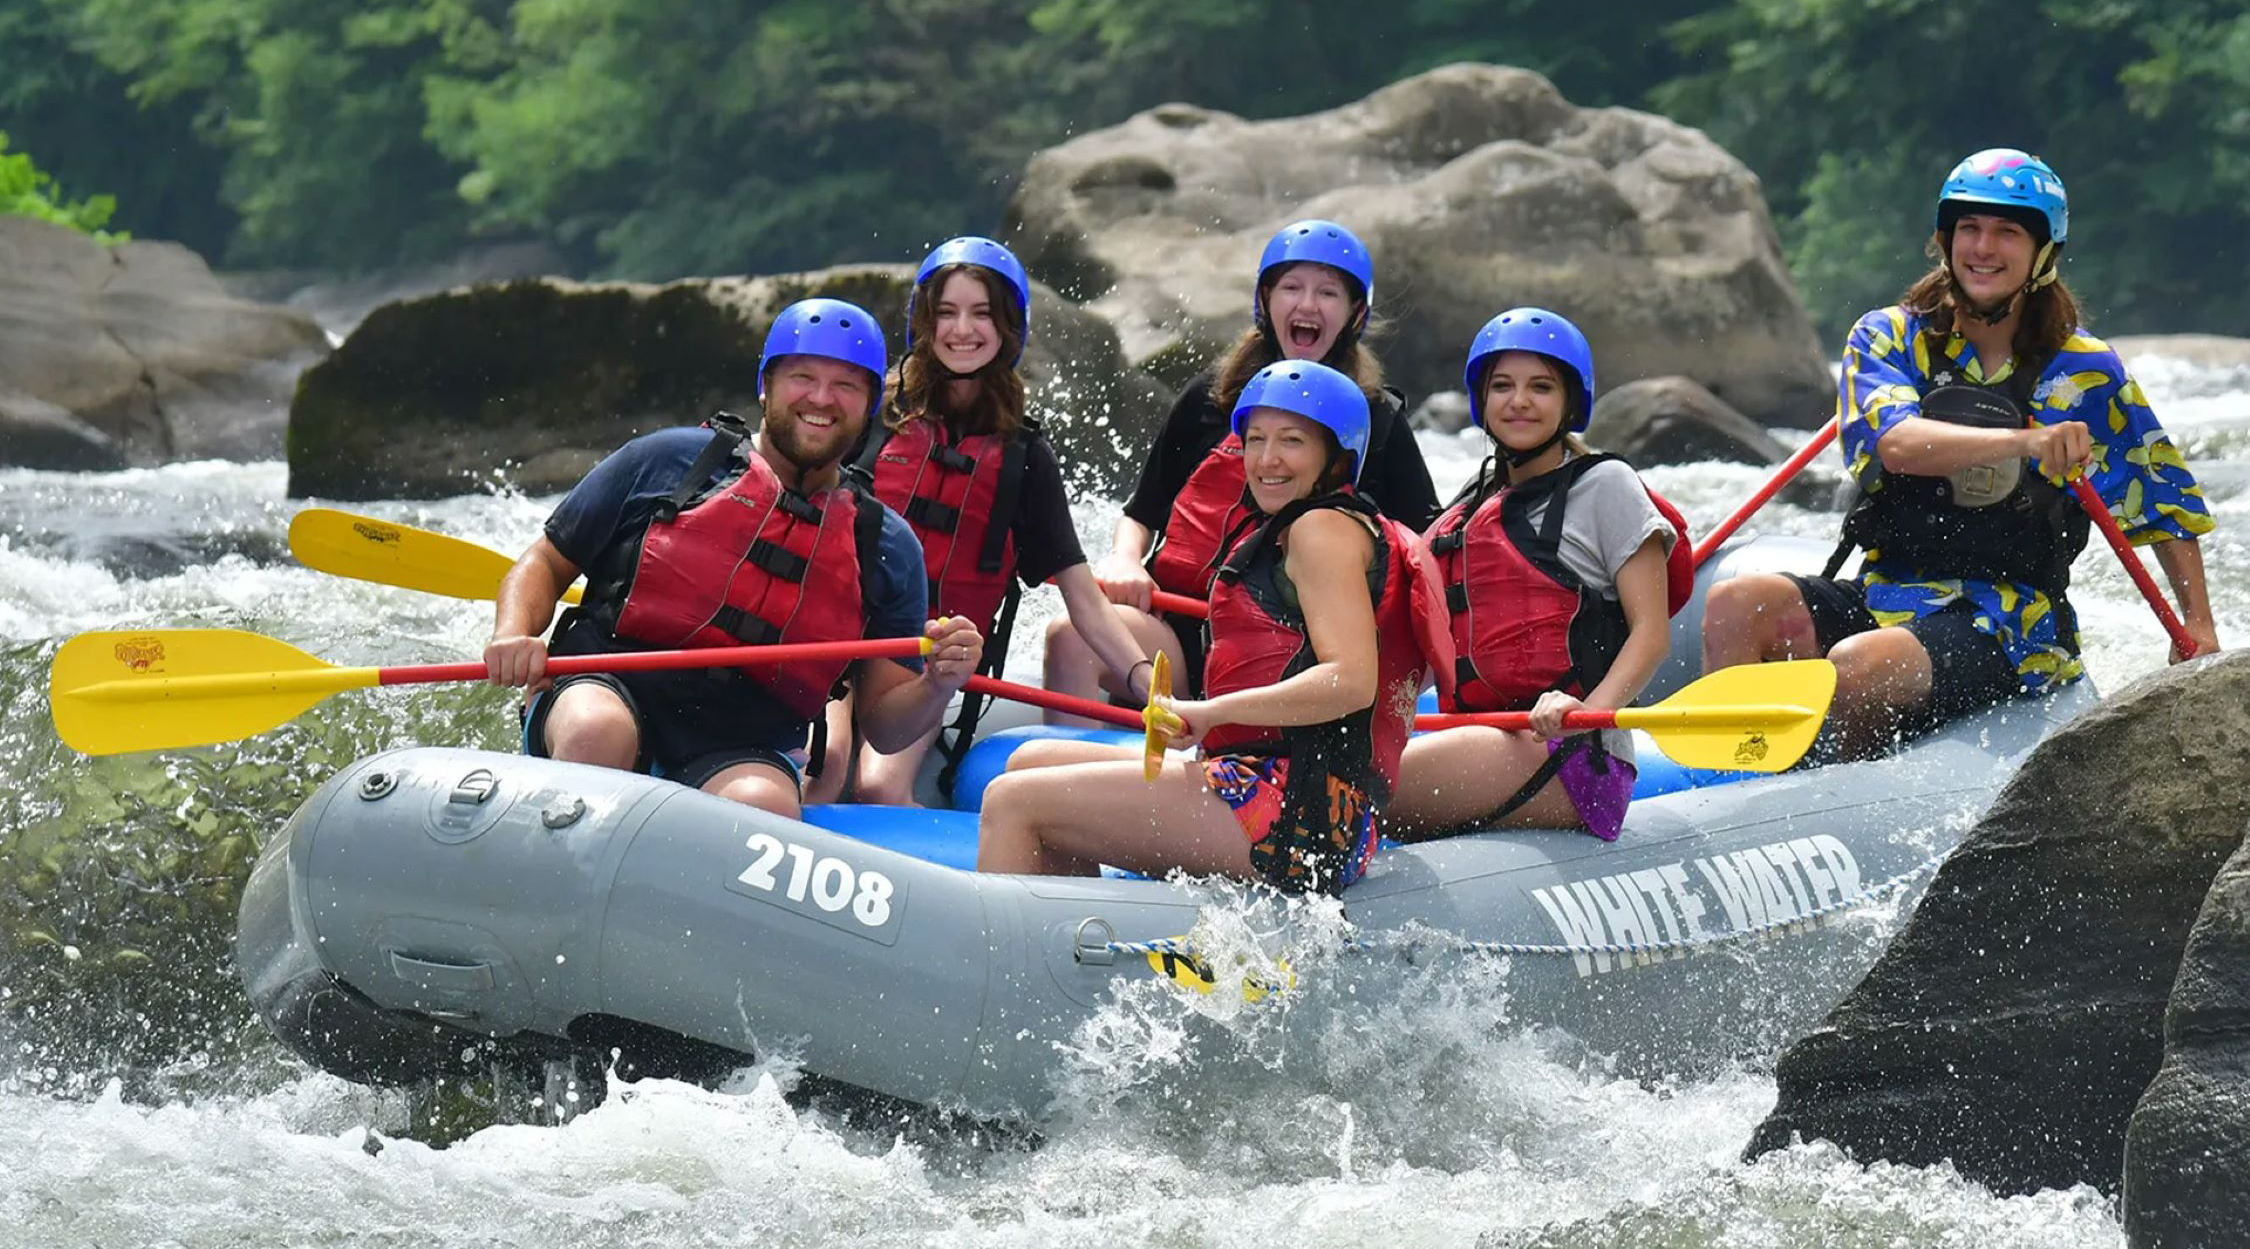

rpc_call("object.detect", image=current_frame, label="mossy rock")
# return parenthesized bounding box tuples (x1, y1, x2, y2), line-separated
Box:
(288, 265, 1168, 502)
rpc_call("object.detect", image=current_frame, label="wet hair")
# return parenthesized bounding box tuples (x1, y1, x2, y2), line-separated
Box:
(1901, 225, 2081, 367)
(887, 263, 1027, 438)
(1211, 262, 1386, 414)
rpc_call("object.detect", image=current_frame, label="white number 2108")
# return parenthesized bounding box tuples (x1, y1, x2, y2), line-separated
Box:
(737, 832, 895, 926)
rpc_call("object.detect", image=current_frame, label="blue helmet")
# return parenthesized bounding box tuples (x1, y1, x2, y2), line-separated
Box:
(759, 298, 888, 416)
(1464, 307, 1595, 433)
(1229, 360, 1371, 486)
(1936, 148, 2068, 245)
(1254, 219, 1375, 332)
(909, 236, 1032, 363)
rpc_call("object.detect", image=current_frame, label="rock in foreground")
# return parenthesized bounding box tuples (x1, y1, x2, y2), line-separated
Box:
(1747, 650, 2250, 1195)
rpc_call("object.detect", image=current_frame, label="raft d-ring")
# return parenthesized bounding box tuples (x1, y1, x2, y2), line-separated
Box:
(1072, 917, 1117, 966)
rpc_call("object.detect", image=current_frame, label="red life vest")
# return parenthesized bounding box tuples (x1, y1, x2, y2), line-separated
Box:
(1147, 433, 1260, 600)
(602, 442, 877, 721)
(861, 414, 1023, 632)
(1426, 454, 1693, 714)
(1200, 493, 1444, 799)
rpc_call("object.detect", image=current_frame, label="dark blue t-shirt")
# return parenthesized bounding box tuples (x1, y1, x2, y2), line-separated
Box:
(546, 426, 930, 669)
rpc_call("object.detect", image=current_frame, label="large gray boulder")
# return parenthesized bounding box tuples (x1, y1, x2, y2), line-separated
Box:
(0, 216, 329, 468)
(1747, 649, 2250, 1195)
(287, 268, 1161, 501)
(1588, 375, 1790, 468)
(2122, 822, 2250, 1247)
(1005, 63, 1834, 428)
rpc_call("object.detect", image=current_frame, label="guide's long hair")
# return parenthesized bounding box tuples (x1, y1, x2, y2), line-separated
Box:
(1900, 230, 2080, 368)
(887, 263, 1027, 438)
(1211, 262, 1386, 414)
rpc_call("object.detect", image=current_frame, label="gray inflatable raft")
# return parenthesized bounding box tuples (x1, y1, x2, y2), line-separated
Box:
(235, 538, 2092, 1121)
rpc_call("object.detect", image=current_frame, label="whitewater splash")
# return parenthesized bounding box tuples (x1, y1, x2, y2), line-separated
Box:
(5, 347, 2244, 1245)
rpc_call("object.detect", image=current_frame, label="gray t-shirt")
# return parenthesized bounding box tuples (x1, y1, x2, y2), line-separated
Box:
(1508, 455, 1677, 763)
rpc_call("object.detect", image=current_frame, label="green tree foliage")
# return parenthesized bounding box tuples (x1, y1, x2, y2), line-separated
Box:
(0, 0, 221, 251)
(1659, 0, 2250, 338)
(0, 129, 125, 240)
(57, 0, 508, 268)
(2, 0, 2245, 340)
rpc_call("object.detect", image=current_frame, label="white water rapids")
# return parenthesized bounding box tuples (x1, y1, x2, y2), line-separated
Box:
(0, 346, 2242, 1246)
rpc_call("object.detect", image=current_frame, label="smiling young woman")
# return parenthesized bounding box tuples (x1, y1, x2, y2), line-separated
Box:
(1040, 218, 1440, 718)
(811, 237, 1156, 805)
(980, 360, 1435, 896)
(1385, 308, 1687, 843)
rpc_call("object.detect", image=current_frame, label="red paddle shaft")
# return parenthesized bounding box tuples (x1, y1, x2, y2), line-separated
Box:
(1692, 418, 1841, 568)
(2070, 477, 2199, 658)
(381, 637, 931, 688)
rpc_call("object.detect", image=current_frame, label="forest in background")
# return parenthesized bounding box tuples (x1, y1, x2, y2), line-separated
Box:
(5, 0, 2248, 339)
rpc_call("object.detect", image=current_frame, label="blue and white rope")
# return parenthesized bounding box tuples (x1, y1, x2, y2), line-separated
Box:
(1093, 850, 1950, 963)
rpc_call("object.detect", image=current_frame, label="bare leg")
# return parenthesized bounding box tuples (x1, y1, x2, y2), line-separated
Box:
(541, 683, 640, 770)
(800, 694, 856, 805)
(1383, 727, 1583, 840)
(852, 721, 940, 807)
(977, 755, 1252, 879)
(703, 758, 804, 820)
(1823, 626, 1935, 761)
(1005, 737, 1143, 772)
(1042, 605, 1187, 727)
(1701, 573, 1822, 671)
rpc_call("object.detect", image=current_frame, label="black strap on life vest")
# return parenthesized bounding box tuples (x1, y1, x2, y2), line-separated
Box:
(799, 485, 889, 782)
(1483, 733, 1608, 826)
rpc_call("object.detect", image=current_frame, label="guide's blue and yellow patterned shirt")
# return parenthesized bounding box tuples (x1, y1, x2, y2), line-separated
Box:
(1837, 306, 2215, 692)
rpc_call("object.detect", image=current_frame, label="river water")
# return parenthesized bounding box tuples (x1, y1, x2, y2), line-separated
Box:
(1, 347, 2243, 1247)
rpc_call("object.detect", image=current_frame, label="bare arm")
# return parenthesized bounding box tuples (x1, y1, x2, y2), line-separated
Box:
(854, 616, 984, 753)
(1876, 416, 2091, 479)
(1054, 562, 1154, 700)
(484, 536, 582, 687)
(1093, 515, 1158, 611)
(1579, 536, 1671, 712)
(1176, 510, 1377, 735)
(2150, 536, 2223, 661)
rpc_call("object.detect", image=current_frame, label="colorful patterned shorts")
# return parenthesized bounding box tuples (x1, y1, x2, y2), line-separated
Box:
(1204, 754, 1378, 895)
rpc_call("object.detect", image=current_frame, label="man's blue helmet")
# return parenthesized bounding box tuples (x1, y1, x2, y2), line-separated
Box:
(1936, 148, 2068, 245)
(1464, 307, 1595, 433)
(1253, 219, 1375, 333)
(909, 236, 1032, 364)
(1230, 360, 1371, 486)
(759, 298, 888, 416)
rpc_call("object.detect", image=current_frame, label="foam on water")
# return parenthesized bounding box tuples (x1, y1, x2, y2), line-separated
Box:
(4, 347, 2240, 1245)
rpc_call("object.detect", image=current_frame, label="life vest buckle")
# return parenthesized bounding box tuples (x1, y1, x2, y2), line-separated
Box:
(905, 496, 962, 533)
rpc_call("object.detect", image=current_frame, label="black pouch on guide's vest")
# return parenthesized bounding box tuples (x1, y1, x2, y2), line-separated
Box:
(1822, 368, 2088, 605)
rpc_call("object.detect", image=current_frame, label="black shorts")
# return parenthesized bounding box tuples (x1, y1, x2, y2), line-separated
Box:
(1780, 573, 2026, 733)
(522, 673, 804, 793)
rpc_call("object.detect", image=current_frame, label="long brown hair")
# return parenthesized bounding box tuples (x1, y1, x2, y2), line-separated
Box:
(1211, 263, 1387, 414)
(888, 263, 1028, 438)
(1899, 231, 2081, 370)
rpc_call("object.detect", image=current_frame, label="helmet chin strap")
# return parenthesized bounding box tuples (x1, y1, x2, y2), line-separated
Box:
(1502, 425, 1568, 470)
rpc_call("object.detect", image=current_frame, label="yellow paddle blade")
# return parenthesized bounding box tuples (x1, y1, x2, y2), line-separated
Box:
(1141, 650, 1175, 782)
(1144, 943, 1294, 1003)
(49, 629, 375, 756)
(1617, 659, 1837, 773)
(288, 508, 583, 605)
